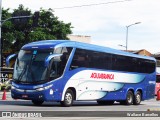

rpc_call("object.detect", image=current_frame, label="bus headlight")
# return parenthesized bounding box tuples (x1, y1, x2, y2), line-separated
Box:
(11, 85, 16, 90)
(36, 87, 44, 91)
(36, 84, 53, 91)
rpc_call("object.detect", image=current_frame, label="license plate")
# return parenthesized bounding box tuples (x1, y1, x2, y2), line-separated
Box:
(22, 95, 28, 98)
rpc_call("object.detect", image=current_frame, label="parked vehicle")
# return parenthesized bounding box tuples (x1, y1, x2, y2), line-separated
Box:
(155, 74, 160, 95)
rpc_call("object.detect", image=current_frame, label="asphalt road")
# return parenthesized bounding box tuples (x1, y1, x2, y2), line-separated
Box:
(0, 92, 160, 120)
(0, 98, 160, 111)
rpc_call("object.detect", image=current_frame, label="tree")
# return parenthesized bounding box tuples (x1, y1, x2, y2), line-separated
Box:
(1, 5, 73, 53)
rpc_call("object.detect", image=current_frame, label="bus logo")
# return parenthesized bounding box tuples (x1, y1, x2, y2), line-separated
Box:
(90, 72, 114, 80)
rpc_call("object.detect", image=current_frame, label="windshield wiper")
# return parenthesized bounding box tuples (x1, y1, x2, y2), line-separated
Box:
(17, 64, 28, 82)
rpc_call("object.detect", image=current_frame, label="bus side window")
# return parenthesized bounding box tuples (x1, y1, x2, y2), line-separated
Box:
(59, 52, 68, 73)
(70, 56, 79, 70)
(70, 48, 90, 70)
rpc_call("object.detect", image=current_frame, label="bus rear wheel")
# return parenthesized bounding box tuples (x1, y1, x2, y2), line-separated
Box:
(60, 89, 74, 107)
(121, 90, 134, 105)
(32, 100, 44, 106)
(133, 91, 141, 105)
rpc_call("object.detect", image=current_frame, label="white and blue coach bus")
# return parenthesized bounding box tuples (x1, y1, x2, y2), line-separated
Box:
(7, 40, 156, 107)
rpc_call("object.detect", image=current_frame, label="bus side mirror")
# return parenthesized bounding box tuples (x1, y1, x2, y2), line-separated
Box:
(45, 54, 62, 68)
(6, 54, 17, 67)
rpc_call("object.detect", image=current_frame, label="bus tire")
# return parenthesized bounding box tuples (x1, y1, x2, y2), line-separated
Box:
(133, 91, 141, 105)
(60, 89, 74, 107)
(125, 90, 134, 105)
(32, 100, 44, 106)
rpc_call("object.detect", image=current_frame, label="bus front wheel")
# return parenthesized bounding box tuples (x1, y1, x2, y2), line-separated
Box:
(60, 89, 74, 107)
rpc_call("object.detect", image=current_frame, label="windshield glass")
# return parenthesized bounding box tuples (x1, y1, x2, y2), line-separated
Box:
(13, 49, 53, 84)
(13, 47, 72, 84)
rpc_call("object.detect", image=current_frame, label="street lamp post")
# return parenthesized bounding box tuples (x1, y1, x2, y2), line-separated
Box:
(126, 22, 141, 51)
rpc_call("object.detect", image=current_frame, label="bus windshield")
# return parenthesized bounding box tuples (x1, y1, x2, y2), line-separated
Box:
(13, 47, 72, 84)
(13, 49, 54, 84)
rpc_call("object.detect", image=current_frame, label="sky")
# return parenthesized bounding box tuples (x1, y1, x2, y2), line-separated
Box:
(2, 0, 160, 54)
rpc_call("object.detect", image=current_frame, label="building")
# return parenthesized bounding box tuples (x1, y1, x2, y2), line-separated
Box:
(67, 34, 91, 43)
(127, 49, 152, 56)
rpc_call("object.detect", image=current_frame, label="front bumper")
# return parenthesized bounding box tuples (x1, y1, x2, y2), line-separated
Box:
(11, 88, 60, 101)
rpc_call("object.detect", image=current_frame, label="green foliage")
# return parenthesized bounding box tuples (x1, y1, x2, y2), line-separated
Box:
(2, 5, 72, 53)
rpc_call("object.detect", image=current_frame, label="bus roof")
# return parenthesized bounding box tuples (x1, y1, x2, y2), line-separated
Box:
(22, 40, 156, 61)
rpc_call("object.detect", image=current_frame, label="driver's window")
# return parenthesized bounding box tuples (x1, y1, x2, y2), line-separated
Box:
(50, 47, 73, 79)
(50, 56, 61, 79)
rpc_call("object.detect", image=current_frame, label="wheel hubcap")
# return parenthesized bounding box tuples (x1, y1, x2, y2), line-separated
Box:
(127, 95, 132, 103)
(65, 93, 72, 104)
(136, 94, 141, 103)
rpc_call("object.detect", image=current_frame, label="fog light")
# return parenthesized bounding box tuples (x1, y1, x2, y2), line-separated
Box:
(39, 95, 43, 98)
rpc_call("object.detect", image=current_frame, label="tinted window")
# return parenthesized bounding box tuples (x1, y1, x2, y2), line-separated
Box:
(50, 47, 73, 77)
(70, 48, 155, 73)
(156, 75, 160, 83)
(70, 49, 88, 70)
